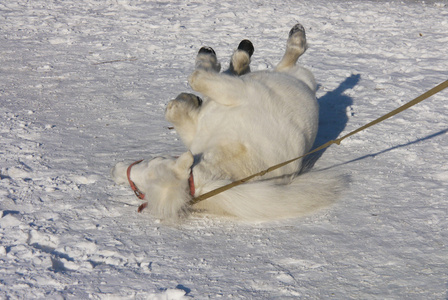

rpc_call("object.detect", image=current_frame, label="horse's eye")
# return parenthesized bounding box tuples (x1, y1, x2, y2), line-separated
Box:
(196, 96, 203, 106)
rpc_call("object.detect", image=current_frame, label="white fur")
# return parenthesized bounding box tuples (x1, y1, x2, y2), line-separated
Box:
(112, 24, 345, 222)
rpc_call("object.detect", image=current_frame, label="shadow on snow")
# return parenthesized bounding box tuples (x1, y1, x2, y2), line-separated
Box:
(304, 73, 360, 170)
(304, 73, 447, 171)
(320, 128, 448, 171)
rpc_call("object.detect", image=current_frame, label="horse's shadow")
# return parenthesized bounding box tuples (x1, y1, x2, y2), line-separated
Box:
(304, 74, 360, 170)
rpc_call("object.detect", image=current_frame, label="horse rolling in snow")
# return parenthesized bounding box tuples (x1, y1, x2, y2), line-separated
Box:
(112, 23, 344, 222)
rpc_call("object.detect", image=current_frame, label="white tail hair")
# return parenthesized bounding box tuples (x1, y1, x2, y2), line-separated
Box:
(194, 171, 347, 221)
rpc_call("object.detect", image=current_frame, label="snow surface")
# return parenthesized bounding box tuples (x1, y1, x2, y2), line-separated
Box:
(1, 0, 447, 298)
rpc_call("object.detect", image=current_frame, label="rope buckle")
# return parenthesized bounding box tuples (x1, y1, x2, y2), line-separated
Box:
(133, 188, 145, 200)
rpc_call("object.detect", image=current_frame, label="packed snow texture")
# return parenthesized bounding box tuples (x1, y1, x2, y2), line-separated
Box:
(1, 0, 447, 298)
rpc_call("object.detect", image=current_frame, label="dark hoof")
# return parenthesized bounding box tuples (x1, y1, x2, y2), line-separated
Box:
(198, 46, 216, 56)
(237, 39, 254, 57)
(289, 23, 305, 37)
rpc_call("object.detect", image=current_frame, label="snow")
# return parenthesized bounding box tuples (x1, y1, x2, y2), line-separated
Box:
(1, 0, 447, 298)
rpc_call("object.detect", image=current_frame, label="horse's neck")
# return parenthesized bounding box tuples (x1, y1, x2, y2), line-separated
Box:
(191, 159, 230, 193)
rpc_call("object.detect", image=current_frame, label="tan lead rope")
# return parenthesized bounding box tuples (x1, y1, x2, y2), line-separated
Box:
(190, 79, 448, 205)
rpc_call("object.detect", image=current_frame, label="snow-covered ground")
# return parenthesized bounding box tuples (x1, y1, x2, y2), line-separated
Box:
(1, 0, 447, 298)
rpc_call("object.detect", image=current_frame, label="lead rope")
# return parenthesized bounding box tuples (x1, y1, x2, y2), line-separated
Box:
(190, 79, 448, 205)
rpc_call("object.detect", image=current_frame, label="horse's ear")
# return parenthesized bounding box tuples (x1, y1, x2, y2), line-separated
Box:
(174, 151, 194, 177)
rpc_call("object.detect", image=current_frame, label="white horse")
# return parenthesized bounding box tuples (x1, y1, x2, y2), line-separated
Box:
(112, 24, 344, 221)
